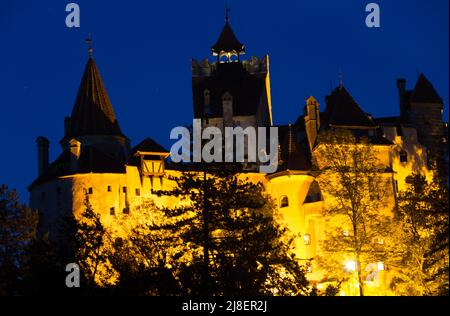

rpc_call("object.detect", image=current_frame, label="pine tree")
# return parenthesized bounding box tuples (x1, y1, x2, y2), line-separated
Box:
(152, 163, 310, 296)
(0, 184, 38, 295)
(73, 191, 113, 288)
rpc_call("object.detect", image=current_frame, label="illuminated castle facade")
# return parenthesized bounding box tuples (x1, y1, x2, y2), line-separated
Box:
(29, 18, 446, 289)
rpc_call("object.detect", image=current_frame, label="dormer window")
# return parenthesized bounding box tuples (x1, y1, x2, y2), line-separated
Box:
(204, 89, 212, 116)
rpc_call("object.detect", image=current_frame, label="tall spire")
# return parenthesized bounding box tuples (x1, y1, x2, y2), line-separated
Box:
(85, 33, 93, 58)
(66, 52, 123, 138)
(211, 7, 245, 62)
(225, 3, 230, 23)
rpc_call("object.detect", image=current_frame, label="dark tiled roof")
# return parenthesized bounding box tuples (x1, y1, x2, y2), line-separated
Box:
(131, 138, 168, 154)
(374, 116, 401, 124)
(277, 125, 311, 171)
(211, 22, 245, 55)
(409, 73, 443, 104)
(192, 62, 266, 118)
(324, 86, 377, 128)
(67, 57, 123, 138)
(28, 146, 125, 190)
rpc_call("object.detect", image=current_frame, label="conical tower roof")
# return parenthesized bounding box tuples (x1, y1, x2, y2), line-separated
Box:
(67, 56, 123, 138)
(211, 21, 245, 56)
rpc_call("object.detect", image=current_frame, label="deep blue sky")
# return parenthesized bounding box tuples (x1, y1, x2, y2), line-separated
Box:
(1, 0, 448, 202)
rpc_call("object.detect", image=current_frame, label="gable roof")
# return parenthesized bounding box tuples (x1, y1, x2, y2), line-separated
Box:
(324, 86, 377, 128)
(409, 73, 443, 104)
(67, 57, 123, 138)
(131, 138, 168, 154)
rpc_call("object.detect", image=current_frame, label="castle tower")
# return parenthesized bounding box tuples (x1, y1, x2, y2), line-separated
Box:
(191, 12, 273, 130)
(29, 47, 131, 235)
(397, 74, 445, 163)
(60, 51, 130, 167)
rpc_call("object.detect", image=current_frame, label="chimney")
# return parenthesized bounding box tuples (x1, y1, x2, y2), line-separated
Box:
(304, 96, 320, 150)
(397, 79, 407, 119)
(69, 139, 81, 173)
(36, 136, 49, 177)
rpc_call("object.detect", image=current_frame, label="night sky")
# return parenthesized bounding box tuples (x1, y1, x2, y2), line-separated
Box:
(1, 0, 448, 202)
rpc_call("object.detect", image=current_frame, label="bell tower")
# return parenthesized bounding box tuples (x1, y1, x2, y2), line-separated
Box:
(191, 10, 273, 129)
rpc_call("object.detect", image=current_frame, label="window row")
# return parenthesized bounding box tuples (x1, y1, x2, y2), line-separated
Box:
(110, 207, 129, 216)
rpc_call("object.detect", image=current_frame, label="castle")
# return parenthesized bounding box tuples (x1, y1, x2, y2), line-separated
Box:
(28, 17, 446, 291)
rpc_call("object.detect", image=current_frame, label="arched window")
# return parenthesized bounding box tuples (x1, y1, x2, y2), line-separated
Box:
(305, 181, 323, 203)
(204, 89, 210, 105)
(400, 150, 408, 163)
(280, 196, 289, 208)
(204, 89, 212, 116)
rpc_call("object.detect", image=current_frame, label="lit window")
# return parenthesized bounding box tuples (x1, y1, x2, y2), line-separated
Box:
(303, 234, 311, 245)
(377, 262, 385, 271)
(345, 260, 356, 272)
(400, 150, 408, 163)
(110, 207, 115, 216)
(342, 230, 349, 237)
(280, 196, 289, 208)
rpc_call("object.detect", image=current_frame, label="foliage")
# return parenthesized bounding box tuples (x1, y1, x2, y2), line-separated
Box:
(313, 129, 394, 296)
(147, 163, 311, 296)
(391, 174, 449, 295)
(0, 184, 38, 295)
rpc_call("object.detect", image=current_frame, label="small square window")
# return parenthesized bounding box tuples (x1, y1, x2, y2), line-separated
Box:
(123, 187, 127, 193)
(110, 207, 115, 216)
(135, 188, 140, 196)
(88, 187, 93, 194)
(123, 207, 129, 214)
(107, 185, 112, 192)
(303, 233, 311, 245)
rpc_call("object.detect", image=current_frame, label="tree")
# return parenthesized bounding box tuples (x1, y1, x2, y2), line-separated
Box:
(74, 191, 114, 288)
(108, 198, 182, 295)
(0, 184, 38, 295)
(153, 163, 310, 296)
(391, 174, 449, 295)
(313, 130, 394, 296)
